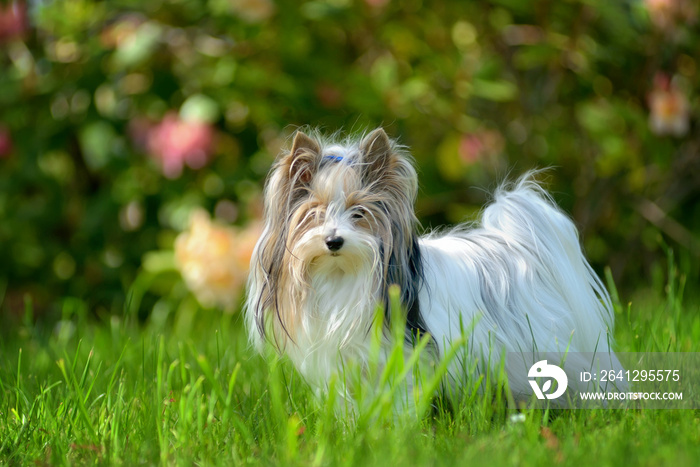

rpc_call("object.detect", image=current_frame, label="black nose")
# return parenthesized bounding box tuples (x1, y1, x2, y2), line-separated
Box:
(325, 235, 344, 252)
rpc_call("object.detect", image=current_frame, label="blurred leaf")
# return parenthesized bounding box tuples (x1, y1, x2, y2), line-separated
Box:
(437, 134, 464, 182)
(79, 122, 117, 171)
(111, 21, 162, 69)
(180, 94, 220, 124)
(595, 135, 628, 176)
(575, 100, 626, 136)
(471, 79, 518, 102)
(513, 45, 559, 70)
(370, 56, 399, 93)
(143, 251, 177, 273)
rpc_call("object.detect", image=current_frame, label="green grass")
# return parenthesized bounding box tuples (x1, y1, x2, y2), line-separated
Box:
(1, 260, 700, 466)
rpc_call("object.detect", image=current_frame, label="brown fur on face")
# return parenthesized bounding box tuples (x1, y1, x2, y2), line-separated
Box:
(247, 128, 426, 350)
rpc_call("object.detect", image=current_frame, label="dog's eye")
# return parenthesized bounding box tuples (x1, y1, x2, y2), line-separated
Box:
(351, 209, 365, 220)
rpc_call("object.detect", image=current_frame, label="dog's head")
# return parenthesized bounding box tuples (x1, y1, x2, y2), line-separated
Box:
(275, 129, 417, 275)
(248, 128, 424, 347)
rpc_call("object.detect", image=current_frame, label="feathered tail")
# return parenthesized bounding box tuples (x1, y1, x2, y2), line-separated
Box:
(483, 172, 626, 394)
(485, 173, 614, 352)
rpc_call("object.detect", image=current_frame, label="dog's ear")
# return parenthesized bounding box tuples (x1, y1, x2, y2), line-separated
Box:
(361, 128, 393, 181)
(283, 131, 320, 185)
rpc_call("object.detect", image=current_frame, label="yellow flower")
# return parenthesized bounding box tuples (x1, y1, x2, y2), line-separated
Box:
(175, 209, 261, 311)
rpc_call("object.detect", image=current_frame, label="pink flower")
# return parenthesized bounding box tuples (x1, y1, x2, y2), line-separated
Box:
(0, 1, 28, 43)
(648, 73, 690, 137)
(175, 210, 262, 310)
(0, 126, 12, 158)
(133, 112, 215, 178)
(458, 130, 504, 165)
(459, 135, 485, 164)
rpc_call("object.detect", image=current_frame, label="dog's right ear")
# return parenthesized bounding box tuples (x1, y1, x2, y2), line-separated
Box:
(282, 131, 320, 186)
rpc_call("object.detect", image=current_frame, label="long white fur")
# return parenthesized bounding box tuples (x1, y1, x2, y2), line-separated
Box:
(418, 177, 624, 397)
(246, 130, 625, 407)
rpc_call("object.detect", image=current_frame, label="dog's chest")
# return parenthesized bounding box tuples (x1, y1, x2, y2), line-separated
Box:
(286, 270, 380, 386)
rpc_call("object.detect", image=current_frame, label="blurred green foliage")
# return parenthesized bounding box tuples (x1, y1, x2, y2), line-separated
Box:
(1, 0, 698, 319)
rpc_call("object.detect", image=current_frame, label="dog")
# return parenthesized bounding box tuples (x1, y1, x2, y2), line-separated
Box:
(245, 128, 625, 409)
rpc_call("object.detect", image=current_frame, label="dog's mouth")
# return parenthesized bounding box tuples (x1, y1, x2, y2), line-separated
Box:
(310, 252, 341, 267)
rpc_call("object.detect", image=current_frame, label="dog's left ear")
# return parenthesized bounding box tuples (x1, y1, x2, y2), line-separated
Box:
(361, 128, 394, 181)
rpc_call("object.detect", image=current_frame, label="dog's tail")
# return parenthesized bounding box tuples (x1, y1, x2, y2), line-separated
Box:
(482, 171, 617, 357)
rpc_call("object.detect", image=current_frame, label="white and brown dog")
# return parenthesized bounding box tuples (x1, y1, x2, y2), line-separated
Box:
(246, 128, 624, 407)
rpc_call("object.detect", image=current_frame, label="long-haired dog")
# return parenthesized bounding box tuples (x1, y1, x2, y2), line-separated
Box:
(246, 128, 625, 408)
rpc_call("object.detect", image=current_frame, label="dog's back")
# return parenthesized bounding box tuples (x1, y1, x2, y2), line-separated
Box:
(418, 172, 625, 397)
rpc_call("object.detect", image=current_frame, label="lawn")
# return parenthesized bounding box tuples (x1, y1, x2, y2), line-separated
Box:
(1, 259, 699, 466)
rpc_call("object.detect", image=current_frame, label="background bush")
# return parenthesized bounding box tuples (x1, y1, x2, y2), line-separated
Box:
(1, 0, 698, 321)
